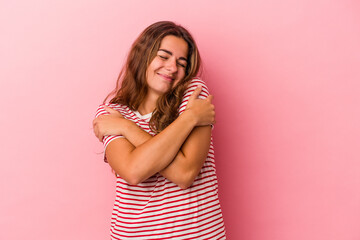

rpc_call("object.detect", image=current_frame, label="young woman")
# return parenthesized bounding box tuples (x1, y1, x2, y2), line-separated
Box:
(93, 21, 226, 239)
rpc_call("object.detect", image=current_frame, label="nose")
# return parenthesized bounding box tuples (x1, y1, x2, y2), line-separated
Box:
(165, 58, 177, 73)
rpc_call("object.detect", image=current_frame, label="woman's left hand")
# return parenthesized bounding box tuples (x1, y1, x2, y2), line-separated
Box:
(93, 106, 128, 142)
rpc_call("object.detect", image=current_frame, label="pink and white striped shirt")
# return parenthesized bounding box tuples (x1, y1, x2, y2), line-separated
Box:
(96, 78, 226, 239)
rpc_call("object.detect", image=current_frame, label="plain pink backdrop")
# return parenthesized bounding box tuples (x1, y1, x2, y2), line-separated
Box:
(1, 0, 359, 239)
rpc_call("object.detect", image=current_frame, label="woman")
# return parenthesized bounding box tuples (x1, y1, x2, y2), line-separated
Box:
(93, 21, 226, 239)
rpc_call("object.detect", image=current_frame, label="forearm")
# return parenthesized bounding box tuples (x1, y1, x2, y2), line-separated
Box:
(119, 110, 196, 183)
(122, 121, 153, 147)
(158, 126, 211, 188)
(123, 120, 210, 189)
(122, 118, 187, 169)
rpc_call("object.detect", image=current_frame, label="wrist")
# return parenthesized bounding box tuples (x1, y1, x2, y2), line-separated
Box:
(182, 109, 198, 127)
(120, 118, 133, 137)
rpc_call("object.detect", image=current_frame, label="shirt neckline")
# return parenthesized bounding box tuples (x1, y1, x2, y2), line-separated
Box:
(133, 110, 152, 120)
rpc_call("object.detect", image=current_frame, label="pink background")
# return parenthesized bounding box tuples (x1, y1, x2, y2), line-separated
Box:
(1, 0, 359, 239)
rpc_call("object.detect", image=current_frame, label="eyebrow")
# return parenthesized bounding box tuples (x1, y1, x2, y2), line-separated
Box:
(159, 49, 188, 62)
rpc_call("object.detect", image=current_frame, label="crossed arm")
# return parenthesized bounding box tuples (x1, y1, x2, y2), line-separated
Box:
(93, 86, 215, 189)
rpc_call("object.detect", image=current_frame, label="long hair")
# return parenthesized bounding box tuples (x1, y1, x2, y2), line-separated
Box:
(105, 21, 201, 133)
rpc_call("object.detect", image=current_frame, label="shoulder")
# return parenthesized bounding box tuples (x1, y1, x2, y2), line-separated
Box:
(184, 77, 210, 97)
(178, 78, 210, 114)
(95, 103, 128, 118)
(183, 77, 210, 100)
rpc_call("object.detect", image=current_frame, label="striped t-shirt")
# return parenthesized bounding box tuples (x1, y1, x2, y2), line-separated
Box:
(96, 78, 226, 239)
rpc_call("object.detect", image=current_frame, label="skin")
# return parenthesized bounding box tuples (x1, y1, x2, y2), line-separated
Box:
(93, 35, 215, 189)
(139, 35, 189, 114)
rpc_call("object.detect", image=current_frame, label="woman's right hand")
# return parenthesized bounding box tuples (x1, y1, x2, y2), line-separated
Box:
(185, 86, 216, 126)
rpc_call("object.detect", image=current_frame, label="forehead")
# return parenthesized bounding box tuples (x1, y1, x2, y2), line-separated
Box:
(159, 35, 188, 58)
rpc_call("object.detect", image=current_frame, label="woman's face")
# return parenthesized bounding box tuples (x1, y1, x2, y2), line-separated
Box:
(146, 35, 189, 97)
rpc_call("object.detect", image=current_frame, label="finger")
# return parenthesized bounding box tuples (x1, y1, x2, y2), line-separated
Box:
(104, 106, 118, 114)
(99, 134, 104, 142)
(94, 126, 101, 141)
(206, 95, 214, 103)
(188, 85, 202, 101)
(93, 126, 99, 138)
(92, 117, 99, 126)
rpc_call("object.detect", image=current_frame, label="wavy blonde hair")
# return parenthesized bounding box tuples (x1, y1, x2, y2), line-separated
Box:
(105, 21, 201, 133)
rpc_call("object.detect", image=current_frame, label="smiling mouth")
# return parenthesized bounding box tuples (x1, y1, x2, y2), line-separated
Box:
(158, 73, 174, 81)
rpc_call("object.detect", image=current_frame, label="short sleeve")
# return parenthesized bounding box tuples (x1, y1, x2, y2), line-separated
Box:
(177, 78, 214, 130)
(95, 104, 125, 162)
(178, 78, 210, 115)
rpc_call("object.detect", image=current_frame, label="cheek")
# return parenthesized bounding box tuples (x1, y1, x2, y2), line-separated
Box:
(146, 59, 157, 74)
(146, 61, 159, 79)
(174, 72, 185, 85)
(145, 69, 150, 84)
(149, 58, 163, 70)
(179, 68, 186, 79)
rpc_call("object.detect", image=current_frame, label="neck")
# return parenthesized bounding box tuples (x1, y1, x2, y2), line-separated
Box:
(138, 92, 159, 115)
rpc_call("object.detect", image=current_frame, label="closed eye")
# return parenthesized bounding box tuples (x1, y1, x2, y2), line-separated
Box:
(177, 62, 186, 68)
(159, 55, 168, 60)
(158, 53, 187, 68)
